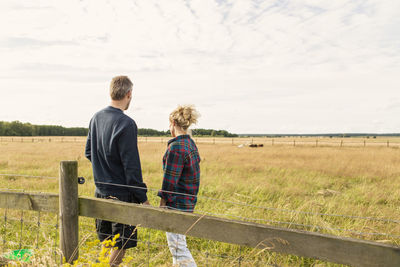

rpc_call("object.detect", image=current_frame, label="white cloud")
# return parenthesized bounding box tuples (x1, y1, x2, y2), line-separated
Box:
(0, 0, 399, 133)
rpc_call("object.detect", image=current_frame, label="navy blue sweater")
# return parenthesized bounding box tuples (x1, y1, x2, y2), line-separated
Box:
(85, 106, 147, 203)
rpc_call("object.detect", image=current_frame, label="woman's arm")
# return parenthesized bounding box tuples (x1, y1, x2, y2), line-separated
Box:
(159, 198, 167, 208)
(158, 149, 184, 204)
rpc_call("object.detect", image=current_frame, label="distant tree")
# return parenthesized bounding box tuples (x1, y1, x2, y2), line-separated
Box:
(0, 121, 238, 137)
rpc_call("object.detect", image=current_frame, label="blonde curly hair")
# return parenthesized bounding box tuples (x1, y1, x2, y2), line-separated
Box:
(169, 105, 200, 130)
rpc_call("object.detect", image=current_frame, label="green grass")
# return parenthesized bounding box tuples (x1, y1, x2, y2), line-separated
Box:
(0, 140, 399, 266)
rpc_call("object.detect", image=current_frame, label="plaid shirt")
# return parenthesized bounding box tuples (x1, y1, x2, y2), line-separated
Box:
(158, 135, 200, 212)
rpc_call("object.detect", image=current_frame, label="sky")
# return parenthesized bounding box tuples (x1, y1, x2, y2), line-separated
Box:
(0, 0, 399, 134)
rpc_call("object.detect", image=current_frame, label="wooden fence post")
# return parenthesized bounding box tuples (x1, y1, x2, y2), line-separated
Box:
(316, 140, 318, 147)
(59, 161, 79, 264)
(387, 141, 389, 148)
(340, 140, 343, 147)
(364, 140, 366, 147)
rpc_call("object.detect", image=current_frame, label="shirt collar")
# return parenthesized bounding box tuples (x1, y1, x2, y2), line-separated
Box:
(167, 134, 190, 145)
(107, 106, 124, 113)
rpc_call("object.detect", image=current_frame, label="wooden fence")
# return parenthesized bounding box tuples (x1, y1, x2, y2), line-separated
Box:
(0, 161, 400, 266)
(1, 136, 399, 148)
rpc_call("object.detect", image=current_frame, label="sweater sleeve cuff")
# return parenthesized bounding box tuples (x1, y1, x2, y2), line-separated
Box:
(157, 190, 173, 202)
(136, 191, 148, 203)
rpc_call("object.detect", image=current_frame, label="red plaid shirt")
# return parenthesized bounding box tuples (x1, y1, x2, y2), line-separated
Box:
(158, 135, 200, 212)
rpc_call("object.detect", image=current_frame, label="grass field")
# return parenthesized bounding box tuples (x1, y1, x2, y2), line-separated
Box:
(0, 137, 399, 266)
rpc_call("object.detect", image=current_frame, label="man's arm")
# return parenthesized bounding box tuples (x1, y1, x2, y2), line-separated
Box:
(85, 124, 91, 162)
(117, 121, 148, 203)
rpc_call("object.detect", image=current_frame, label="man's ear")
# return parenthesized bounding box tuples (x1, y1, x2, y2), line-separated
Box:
(127, 90, 132, 99)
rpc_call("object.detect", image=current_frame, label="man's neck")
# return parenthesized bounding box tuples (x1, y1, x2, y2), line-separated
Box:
(110, 101, 125, 111)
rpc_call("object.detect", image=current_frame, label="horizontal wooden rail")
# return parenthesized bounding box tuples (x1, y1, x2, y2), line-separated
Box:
(1, 191, 400, 266)
(0, 191, 58, 212)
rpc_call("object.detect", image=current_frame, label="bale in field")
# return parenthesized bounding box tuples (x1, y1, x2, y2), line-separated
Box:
(158, 105, 200, 267)
(249, 144, 263, 147)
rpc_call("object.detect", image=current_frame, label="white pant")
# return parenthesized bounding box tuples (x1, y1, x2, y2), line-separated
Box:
(166, 232, 197, 267)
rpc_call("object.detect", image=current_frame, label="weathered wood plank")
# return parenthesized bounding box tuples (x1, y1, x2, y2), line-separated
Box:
(0, 191, 58, 212)
(59, 161, 79, 263)
(79, 196, 400, 267)
(1, 191, 399, 267)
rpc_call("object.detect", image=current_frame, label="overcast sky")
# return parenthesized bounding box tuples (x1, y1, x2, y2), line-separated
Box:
(0, 0, 399, 134)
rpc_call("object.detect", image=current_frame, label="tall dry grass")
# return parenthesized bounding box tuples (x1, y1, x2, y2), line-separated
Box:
(0, 139, 399, 266)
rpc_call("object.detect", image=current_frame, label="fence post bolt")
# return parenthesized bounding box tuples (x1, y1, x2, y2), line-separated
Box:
(59, 161, 79, 264)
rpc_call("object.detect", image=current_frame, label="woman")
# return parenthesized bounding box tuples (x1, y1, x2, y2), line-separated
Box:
(158, 105, 200, 267)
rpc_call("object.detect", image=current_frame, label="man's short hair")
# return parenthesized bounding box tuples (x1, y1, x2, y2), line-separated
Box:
(110, 76, 133, 100)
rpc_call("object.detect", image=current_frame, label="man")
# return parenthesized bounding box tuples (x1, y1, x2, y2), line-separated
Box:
(85, 75, 149, 266)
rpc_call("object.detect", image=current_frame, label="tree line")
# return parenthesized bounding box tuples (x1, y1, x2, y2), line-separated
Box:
(138, 128, 238, 137)
(0, 121, 238, 137)
(0, 121, 88, 136)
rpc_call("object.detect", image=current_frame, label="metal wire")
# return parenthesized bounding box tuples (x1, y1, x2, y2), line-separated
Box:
(19, 209, 23, 250)
(159, 206, 400, 240)
(1, 172, 399, 225)
(0, 187, 56, 194)
(0, 173, 57, 179)
(2, 173, 400, 243)
(36, 211, 40, 249)
(3, 206, 7, 253)
(82, 229, 274, 266)
(54, 214, 59, 265)
(94, 181, 400, 224)
(4, 216, 56, 227)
